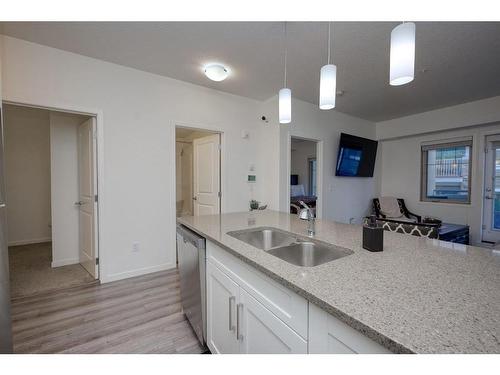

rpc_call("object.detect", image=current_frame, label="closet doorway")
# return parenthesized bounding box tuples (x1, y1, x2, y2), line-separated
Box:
(3, 103, 100, 298)
(175, 127, 221, 217)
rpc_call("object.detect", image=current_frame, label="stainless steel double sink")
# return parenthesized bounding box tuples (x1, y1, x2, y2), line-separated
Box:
(227, 227, 353, 267)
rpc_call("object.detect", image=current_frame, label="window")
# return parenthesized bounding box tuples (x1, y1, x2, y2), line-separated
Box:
(421, 140, 472, 204)
(308, 157, 317, 196)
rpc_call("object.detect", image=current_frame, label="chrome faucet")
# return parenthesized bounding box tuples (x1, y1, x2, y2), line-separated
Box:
(298, 201, 315, 236)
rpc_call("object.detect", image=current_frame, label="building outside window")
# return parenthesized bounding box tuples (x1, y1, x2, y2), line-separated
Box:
(308, 157, 317, 196)
(421, 140, 472, 204)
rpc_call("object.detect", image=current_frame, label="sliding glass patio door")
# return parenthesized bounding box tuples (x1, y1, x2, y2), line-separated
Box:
(482, 136, 500, 243)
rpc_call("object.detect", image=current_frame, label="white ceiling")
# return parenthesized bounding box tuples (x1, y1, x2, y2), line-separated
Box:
(1, 22, 500, 122)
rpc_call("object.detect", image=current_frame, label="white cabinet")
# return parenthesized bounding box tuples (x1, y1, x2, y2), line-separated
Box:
(206, 262, 239, 354)
(206, 243, 307, 354)
(206, 239, 392, 354)
(239, 288, 307, 354)
(207, 241, 308, 338)
(308, 303, 391, 354)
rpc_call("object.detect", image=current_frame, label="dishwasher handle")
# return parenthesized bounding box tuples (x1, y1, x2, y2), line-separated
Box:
(177, 225, 205, 249)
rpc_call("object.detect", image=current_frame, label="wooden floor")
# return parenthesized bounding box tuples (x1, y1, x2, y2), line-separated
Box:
(11, 269, 206, 354)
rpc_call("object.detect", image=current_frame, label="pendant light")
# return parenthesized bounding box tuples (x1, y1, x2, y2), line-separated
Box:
(389, 22, 416, 86)
(279, 22, 291, 124)
(319, 22, 337, 110)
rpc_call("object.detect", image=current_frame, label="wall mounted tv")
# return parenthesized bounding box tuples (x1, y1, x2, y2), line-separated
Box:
(335, 133, 378, 177)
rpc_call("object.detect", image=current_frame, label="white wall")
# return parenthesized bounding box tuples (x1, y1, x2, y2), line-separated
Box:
(262, 96, 378, 224)
(291, 139, 316, 195)
(4, 105, 51, 246)
(50, 111, 87, 267)
(376, 96, 500, 140)
(1, 35, 274, 282)
(376, 98, 500, 244)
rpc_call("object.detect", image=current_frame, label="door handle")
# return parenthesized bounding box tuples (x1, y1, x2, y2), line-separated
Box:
(74, 201, 84, 206)
(228, 296, 235, 332)
(236, 303, 243, 341)
(485, 196, 494, 200)
(192, 196, 197, 201)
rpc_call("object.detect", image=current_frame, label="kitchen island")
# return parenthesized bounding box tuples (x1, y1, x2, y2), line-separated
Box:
(177, 210, 500, 354)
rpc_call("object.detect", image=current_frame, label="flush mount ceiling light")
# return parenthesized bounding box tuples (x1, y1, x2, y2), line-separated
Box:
(319, 22, 337, 110)
(279, 22, 291, 124)
(204, 64, 229, 82)
(389, 22, 416, 86)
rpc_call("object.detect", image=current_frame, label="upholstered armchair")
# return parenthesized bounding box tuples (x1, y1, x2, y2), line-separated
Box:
(373, 197, 421, 223)
(364, 217, 440, 239)
(369, 197, 440, 239)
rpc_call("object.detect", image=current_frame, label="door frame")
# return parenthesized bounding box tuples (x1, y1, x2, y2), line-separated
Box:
(287, 135, 323, 219)
(2, 100, 103, 280)
(171, 122, 224, 261)
(481, 132, 500, 243)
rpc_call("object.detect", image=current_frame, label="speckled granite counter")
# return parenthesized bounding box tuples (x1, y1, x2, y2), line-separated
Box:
(177, 210, 500, 354)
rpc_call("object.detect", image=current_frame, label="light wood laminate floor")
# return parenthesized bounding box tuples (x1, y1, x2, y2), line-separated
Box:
(11, 269, 206, 354)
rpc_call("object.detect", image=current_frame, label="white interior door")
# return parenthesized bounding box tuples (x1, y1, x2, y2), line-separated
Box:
(193, 134, 220, 216)
(77, 118, 97, 278)
(482, 136, 500, 243)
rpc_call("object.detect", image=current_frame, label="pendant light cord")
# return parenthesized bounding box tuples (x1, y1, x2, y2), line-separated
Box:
(327, 22, 335, 65)
(283, 22, 288, 88)
(327, 22, 331, 64)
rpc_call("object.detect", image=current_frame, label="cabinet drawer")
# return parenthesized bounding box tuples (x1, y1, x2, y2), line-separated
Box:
(309, 303, 391, 354)
(207, 241, 308, 339)
(239, 288, 307, 354)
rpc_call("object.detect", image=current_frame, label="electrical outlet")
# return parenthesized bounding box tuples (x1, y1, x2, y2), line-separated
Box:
(132, 241, 140, 252)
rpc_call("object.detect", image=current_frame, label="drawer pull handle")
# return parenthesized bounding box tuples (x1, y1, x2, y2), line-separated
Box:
(236, 303, 244, 341)
(228, 296, 235, 332)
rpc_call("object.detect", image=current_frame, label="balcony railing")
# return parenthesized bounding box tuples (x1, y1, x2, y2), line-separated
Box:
(435, 159, 468, 177)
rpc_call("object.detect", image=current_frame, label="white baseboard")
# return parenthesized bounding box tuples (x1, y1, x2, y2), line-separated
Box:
(100, 262, 176, 284)
(8, 237, 52, 247)
(51, 258, 79, 268)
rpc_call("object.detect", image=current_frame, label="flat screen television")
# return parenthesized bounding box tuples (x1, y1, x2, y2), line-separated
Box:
(335, 133, 378, 177)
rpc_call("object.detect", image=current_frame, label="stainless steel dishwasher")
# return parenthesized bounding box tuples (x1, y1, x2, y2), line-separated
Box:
(176, 224, 206, 346)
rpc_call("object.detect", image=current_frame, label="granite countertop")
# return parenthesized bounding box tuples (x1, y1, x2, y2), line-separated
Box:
(177, 210, 500, 354)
